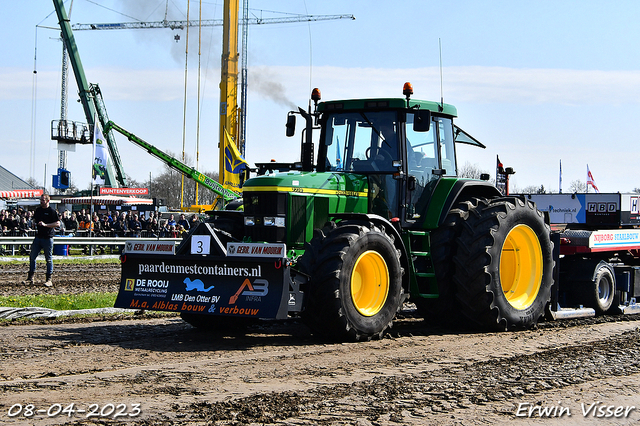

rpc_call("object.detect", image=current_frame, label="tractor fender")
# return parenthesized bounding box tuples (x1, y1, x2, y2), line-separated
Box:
(330, 212, 411, 296)
(430, 179, 502, 229)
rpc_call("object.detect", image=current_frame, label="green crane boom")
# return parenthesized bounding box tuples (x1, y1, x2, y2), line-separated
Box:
(103, 121, 240, 203)
(52, 0, 128, 187)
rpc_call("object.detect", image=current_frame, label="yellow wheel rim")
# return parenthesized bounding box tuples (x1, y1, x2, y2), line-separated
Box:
(351, 250, 390, 316)
(500, 224, 543, 310)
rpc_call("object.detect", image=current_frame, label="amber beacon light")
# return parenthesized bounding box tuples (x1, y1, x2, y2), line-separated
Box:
(403, 82, 414, 99)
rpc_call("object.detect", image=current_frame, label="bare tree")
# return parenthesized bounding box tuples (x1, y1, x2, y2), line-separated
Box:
(518, 185, 535, 194)
(458, 162, 489, 179)
(520, 185, 547, 194)
(66, 179, 79, 194)
(568, 179, 587, 193)
(149, 151, 220, 209)
(125, 175, 145, 189)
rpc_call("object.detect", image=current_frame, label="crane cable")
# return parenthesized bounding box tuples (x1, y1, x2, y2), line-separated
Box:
(303, 0, 313, 96)
(180, 0, 190, 209)
(31, 26, 38, 182)
(195, 0, 203, 207)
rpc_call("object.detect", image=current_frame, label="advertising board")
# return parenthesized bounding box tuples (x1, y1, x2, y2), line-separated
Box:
(115, 254, 289, 319)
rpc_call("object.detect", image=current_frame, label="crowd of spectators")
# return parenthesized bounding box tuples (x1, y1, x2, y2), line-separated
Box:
(1, 208, 36, 236)
(1, 207, 201, 238)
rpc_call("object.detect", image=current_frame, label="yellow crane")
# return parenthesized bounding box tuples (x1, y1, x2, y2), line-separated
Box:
(218, 0, 242, 195)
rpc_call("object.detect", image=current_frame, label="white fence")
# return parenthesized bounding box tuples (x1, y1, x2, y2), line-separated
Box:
(0, 236, 181, 256)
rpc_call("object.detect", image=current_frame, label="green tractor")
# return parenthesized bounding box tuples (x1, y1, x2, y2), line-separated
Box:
(241, 83, 553, 340)
(117, 83, 554, 341)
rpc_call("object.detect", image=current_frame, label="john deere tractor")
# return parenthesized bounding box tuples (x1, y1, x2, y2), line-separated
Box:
(116, 83, 554, 342)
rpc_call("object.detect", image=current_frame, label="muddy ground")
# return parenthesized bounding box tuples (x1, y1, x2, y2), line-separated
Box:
(1, 262, 640, 425)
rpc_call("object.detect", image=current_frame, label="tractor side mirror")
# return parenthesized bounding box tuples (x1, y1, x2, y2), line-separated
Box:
(286, 114, 296, 137)
(413, 110, 431, 132)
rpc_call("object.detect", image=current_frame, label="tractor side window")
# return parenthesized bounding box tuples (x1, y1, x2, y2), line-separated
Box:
(324, 116, 349, 171)
(352, 123, 372, 163)
(406, 113, 438, 186)
(405, 114, 457, 222)
(438, 118, 456, 176)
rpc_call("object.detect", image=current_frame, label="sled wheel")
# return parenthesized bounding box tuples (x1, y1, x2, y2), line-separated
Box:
(588, 262, 616, 314)
(454, 197, 554, 330)
(300, 220, 404, 341)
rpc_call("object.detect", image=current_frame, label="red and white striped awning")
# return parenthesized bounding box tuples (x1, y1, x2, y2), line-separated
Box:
(0, 189, 44, 199)
(60, 195, 153, 206)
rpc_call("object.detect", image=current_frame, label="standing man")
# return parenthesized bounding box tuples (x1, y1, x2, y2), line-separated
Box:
(23, 194, 60, 287)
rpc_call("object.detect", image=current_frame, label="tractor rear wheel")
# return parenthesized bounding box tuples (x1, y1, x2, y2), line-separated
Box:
(413, 199, 476, 321)
(301, 220, 404, 341)
(454, 197, 554, 330)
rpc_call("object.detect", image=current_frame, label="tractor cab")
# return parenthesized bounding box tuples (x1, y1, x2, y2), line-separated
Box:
(309, 83, 466, 224)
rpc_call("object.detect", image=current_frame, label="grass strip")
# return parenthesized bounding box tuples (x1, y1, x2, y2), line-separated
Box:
(0, 257, 120, 265)
(0, 292, 117, 311)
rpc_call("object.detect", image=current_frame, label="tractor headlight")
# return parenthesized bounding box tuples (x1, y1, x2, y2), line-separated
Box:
(244, 216, 255, 226)
(264, 216, 285, 227)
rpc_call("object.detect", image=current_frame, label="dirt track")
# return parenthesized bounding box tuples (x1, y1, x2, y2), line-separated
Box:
(1, 262, 640, 425)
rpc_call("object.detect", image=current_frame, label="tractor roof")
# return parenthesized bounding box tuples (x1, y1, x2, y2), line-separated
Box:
(317, 98, 457, 117)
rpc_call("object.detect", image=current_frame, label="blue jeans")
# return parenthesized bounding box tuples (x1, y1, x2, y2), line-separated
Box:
(30, 237, 54, 275)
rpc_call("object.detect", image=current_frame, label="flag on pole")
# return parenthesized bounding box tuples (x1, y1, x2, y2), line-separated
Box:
(92, 121, 108, 185)
(587, 164, 599, 193)
(496, 155, 506, 195)
(559, 159, 563, 193)
(223, 128, 249, 190)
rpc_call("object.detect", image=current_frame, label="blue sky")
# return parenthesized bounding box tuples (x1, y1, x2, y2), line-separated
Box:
(3, 0, 640, 193)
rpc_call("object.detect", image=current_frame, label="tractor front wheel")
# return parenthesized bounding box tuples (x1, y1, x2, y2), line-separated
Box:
(301, 220, 404, 341)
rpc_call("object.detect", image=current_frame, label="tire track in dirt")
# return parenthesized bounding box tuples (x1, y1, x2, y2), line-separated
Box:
(2, 262, 640, 425)
(0, 315, 639, 425)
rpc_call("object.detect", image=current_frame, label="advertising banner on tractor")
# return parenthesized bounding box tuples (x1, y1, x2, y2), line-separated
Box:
(115, 254, 289, 319)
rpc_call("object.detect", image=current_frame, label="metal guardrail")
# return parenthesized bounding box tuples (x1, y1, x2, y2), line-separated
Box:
(0, 236, 182, 256)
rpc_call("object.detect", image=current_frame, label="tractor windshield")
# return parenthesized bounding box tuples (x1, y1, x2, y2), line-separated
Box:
(323, 111, 399, 173)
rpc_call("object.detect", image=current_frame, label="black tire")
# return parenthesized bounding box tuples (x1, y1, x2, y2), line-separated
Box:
(413, 199, 477, 320)
(454, 197, 554, 331)
(587, 261, 616, 314)
(300, 220, 404, 341)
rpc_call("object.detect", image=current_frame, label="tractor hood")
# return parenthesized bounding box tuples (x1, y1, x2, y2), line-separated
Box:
(241, 171, 370, 250)
(243, 171, 368, 198)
